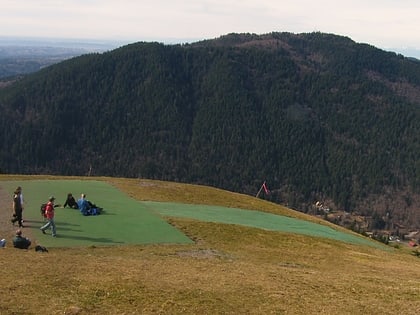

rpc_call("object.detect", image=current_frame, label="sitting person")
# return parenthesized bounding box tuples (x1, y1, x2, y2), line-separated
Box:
(77, 193, 102, 216)
(13, 229, 31, 249)
(63, 193, 78, 209)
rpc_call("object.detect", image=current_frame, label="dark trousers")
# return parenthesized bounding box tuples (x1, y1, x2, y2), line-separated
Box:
(12, 208, 23, 227)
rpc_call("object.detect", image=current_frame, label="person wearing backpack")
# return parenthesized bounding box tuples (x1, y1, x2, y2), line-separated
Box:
(40, 196, 57, 237)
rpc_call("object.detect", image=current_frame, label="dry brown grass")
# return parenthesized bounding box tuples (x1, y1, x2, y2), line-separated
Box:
(1, 175, 420, 314)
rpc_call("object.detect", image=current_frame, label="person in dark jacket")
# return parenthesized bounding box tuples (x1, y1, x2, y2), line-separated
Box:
(13, 229, 31, 249)
(63, 193, 78, 209)
(11, 190, 24, 228)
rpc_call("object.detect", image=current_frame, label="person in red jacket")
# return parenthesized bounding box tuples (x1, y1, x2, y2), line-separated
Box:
(40, 196, 57, 237)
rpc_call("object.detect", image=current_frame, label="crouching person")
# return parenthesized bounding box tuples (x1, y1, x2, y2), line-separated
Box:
(13, 229, 31, 249)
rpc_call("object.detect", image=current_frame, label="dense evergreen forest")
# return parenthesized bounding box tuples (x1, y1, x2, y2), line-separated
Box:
(0, 32, 419, 228)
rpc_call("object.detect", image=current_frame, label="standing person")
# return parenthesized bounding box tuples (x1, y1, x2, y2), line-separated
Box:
(40, 196, 57, 237)
(16, 186, 25, 221)
(13, 229, 31, 249)
(16, 186, 24, 209)
(63, 193, 78, 209)
(11, 189, 24, 228)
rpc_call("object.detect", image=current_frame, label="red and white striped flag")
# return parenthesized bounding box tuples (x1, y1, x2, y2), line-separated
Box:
(262, 182, 270, 195)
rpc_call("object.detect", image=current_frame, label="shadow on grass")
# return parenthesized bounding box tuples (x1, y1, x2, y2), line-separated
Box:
(25, 220, 80, 226)
(97, 211, 115, 216)
(54, 234, 123, 244)
(24, 220, 86, 235)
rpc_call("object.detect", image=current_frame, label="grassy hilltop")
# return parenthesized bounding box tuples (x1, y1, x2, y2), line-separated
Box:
(0, 175, 419, 315)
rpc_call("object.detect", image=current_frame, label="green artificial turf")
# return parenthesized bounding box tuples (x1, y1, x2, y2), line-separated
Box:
(144, 201, 388, 250)
(1, 180, 193, 247)
(1, 179, 387, 250)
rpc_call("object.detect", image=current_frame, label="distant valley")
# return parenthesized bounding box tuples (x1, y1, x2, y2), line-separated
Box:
(0, 37, 124, 78)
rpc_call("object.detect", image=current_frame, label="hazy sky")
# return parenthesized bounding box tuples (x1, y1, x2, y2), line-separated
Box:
(2, 0, 420, 55)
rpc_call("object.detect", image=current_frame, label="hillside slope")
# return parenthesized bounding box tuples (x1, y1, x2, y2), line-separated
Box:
(0, 175, 419, 315)
(0, 175, 385, 249)
(0, 32, 419, 229)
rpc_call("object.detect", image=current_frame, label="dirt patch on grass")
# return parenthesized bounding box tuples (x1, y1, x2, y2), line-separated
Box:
(0, 187, 14, 237)
(175, 249, 234, 260)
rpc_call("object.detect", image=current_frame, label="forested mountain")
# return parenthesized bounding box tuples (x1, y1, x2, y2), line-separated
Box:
(0, 32, 419, 228)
